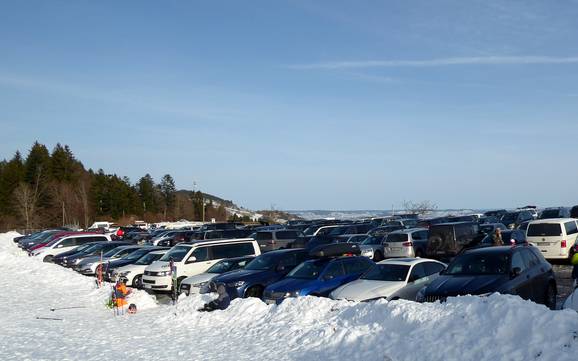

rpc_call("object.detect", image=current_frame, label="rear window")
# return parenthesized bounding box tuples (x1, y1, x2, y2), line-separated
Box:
(386, 233, 409, 243)
(255, 232, 273, 241)
(276, 231, 298, 240)
(527, 223, 563, 237)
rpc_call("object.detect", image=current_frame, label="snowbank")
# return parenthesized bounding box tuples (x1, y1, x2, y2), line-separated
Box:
(1, 232, 577, 361)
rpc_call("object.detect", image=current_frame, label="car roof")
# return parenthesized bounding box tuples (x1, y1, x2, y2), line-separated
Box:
(462, 245, 516, 255)
(530, 218, 576, 224)
(389, 228, 427, 234)
(378, 258, 442, 266)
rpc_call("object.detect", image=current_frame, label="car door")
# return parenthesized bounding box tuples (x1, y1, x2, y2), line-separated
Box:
(509, 250, 533, 300)
(397, 263, 429, 299)
(520, 248, 545, 303)
(183, 246, 213, 277)
(318, 260, 347, 296)
(54, 237, 78, 254)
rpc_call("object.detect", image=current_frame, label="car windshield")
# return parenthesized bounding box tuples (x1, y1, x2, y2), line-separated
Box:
(361, 236, 382, 245)
(207, 260, 236, 273)
(328, 226, 349, 236)
(361, 264, 410, 281)
(527, 223, 563, 237)
(287, 260, 329, 279)
(445, 252, 510, 275)
(303, 226, 318, 236)
(135, 252, 165, 265)
(103, 247, 126, 258)
(123, 248, 149, 261)
(73, 243, 94, 253)
(159, 246, 191, 262)
(245, 254, 278, 271)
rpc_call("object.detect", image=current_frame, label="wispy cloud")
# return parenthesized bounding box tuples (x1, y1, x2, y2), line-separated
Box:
(289, 56, 578, 70)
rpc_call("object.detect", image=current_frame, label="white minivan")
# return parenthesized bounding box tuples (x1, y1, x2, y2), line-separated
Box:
(526, 218, 578, 260)
(142, 238, 260, 292)
(30, 234, 111, 262)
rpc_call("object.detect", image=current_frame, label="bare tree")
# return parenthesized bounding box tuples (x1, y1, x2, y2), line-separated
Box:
(13, 168, 43, 231)
(402, 200, 438, 215)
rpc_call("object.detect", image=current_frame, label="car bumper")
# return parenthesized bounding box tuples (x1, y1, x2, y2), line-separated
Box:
(384, 247, 414, 258)
(142, 275, 172, 292)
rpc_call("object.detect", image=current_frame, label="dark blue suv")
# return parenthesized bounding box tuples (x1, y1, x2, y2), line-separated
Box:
(208, 249, 310, 299)
(263, 256, 374, 304)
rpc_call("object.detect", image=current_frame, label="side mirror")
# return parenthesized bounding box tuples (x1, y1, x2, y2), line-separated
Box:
(511, 267, 521, 278)
(56, 244, 63, 248)
(186, 256, 197, 264)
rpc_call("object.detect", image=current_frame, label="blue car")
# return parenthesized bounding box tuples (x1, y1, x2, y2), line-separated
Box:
(208, 249, 311, 299)
(262, 256, 374, 304)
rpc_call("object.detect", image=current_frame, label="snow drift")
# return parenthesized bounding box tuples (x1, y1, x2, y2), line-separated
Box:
(1, 232, 577, 361)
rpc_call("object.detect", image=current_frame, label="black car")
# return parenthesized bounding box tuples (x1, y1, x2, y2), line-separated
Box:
(500, 210, 534, 229)
(539, 207, 571, 220)
(53, 241, 131, 267)
(104, 246, 168, 281)
(484, 209, 508, 218)
(417, 245, 557, 309)
(208, 249, 310, 299)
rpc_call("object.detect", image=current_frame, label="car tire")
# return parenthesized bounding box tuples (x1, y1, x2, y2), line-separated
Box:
(43, 255, 53, 263)
(544, 283, 557, 310)
(132, 275, 142, 288)
(373, 251, 384, 262)
(176, 276, 187, 291)
(245, 286, 263, 298)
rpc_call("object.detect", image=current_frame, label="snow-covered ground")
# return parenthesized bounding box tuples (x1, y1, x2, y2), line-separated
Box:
(2, 232, 578, 361)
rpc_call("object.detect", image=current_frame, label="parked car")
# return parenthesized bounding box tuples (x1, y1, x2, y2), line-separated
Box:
(74, 245, 143, 276)
(484, 209, 508, 218)
(110, 249, 170, 288)
(358, 235, 386, 261)
(539, 207, 571, 220)
(104, 246, 168, 281)
(30, 233, 112, 262)
(330, 258, 446, 302)
(368, 225, 405, 237)
(208, 249, 311, 299)
(526, 219, 578, 260)
(570, 205, 578, 219)
(334, 234, 371, 244)
(179, 256, 256, 296)
(500, 210, 534, 229)
(262, 255, 374, 304)
(251, 229, 303, 252)
(416, 245, 557, 310)
(383, 228, 429, 259)
(54, 241, 131, 268)
(425, 222, 479, 262)
(19, 230, 73, 250)
(142, 238, 260, 293)
(416, 217, 448, 229)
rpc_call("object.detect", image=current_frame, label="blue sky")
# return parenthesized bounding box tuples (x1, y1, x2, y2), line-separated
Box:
(1, 0, 578, 211)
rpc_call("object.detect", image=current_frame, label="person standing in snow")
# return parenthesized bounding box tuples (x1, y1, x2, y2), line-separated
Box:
(571, 245, 578, 286)
(199, 284, 230, 312)
(492, 228, 504, 246)
(114, 277, 131, 308)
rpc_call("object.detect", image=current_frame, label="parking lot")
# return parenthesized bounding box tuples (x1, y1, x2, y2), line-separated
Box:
(553, 263, 574, 308)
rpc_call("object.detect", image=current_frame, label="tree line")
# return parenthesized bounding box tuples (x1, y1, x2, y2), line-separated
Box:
(0, 142, 228, 231)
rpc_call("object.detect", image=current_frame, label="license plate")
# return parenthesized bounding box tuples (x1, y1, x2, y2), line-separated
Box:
(391, 247, 402, 252)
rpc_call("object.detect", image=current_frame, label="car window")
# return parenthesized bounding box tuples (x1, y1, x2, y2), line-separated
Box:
(511, 251, 527, 272)
(188, 247, 209, 262)
(343, 258, 371, 274)
(59, 237, 77, 247)
(423, 262, 445, 276)
(564, 221, 578, 236)
(276, 231, 298, 240)
(211, 243, 255, 259)
(322, 261, 346, 279)
(408, 263, 427, 281)
(255, 232, 273, 241)
(411, 231, 423, 241)
(278, 253, 300, 268)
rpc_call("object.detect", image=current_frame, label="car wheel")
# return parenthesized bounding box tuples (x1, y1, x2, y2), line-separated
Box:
(176, 276, 187, 291)
(544, 283, 557, 310)
(373, 251, 384, 262)
(43, 255, 53, 263)
(245, 286, 263, 298)
(132, 275, 142, 288)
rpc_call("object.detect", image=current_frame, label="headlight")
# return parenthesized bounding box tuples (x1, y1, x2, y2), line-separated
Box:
(193, 282, 208, 288)
(119, 271, 131, 276)
(284, 291, 299, 298)
(227, 281, 246, 288)
(73, 259, 81, 264)
(158, 271, 171, 277)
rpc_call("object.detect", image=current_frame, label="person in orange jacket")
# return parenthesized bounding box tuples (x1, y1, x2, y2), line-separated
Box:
(114, 277, 131, 308)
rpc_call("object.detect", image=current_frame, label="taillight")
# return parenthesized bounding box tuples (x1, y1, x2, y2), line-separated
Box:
(402, 242, 413, 247)
(561, 240, 567, 248)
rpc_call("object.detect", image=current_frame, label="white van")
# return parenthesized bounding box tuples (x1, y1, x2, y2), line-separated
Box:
(142, 238, 260, 292)
(30, 234, 112, 262)
(526, 218, 578, 260)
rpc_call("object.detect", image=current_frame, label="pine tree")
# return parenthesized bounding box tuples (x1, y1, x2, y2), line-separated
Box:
(0, 151, 25, 216)
(159, 174, 176, 220)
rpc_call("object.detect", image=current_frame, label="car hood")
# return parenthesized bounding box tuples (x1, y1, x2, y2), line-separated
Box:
(331, 279, 404, 301)
(425, 274, 509, 297)
(105, 259, 134, 270)
(145, 261, 171, 273)
(266, 277, 317, 294)
(182, 273, 217, 286)
(213, 269, 273, 284)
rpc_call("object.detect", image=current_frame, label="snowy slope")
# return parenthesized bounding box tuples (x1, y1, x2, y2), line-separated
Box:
(1, 232, 578, 361)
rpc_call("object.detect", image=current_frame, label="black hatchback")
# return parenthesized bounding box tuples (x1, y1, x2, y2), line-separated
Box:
(417, 245, 557, 309)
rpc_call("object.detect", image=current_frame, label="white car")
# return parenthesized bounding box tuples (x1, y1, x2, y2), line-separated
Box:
(330, 258, 446, 302)
(30, 234, 111, 262)
(111, 249, 169, 287)
(142, 238, 260, 292)
(179, 255, 255, 295)
(526, 218, 578, 260)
